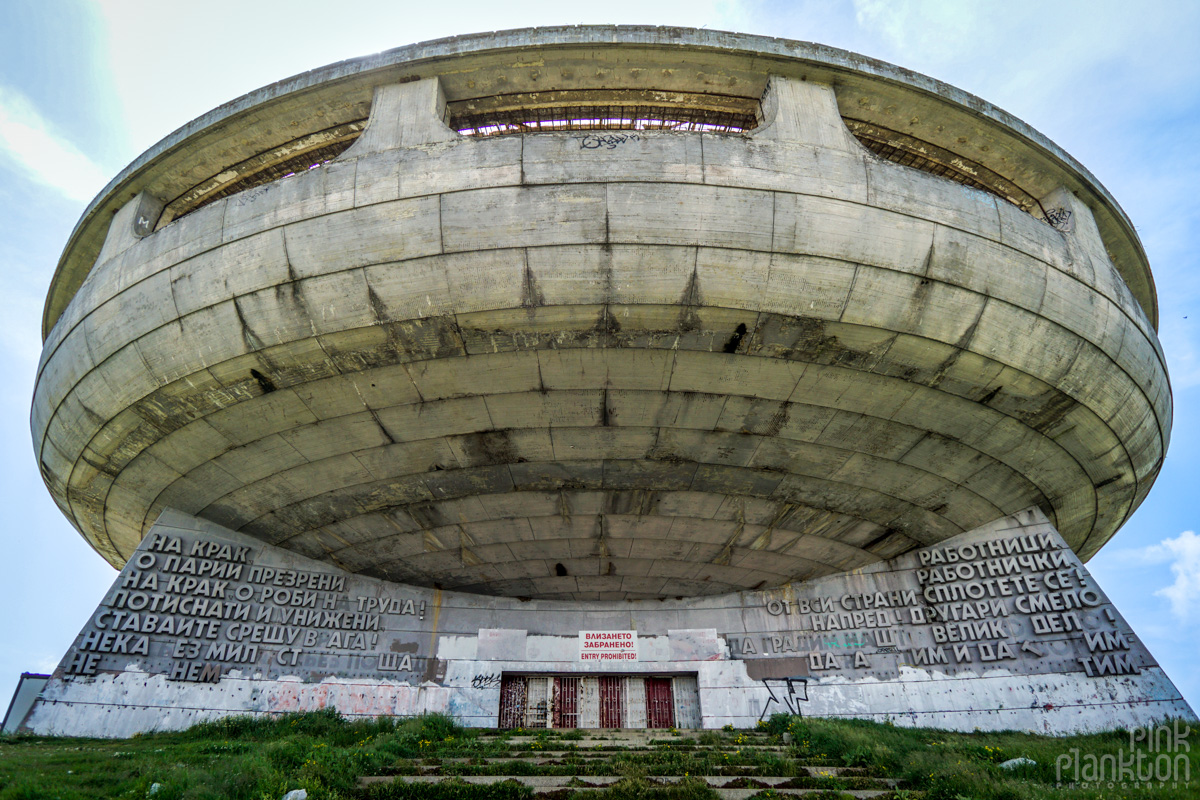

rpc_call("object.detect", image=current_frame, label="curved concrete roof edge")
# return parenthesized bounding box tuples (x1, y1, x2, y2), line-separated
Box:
(42, 25, 1157, 338)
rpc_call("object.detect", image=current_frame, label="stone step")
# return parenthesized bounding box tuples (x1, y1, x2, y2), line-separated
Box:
(485, 732, 759, 739)
(361, 774, 895, 797)
(412, 767, 786, 777)
(495, 735, 707, 744)
(419, 752, 825, 765)
(482, 734, 763, 743)
(486, 739, 786, 749)
(482, 746, 791, 755)
(400, 768, 887, 783)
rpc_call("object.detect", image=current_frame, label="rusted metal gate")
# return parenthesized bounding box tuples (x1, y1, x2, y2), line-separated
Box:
(553, 676, 580, 728)
(498, 675, 528, 729)
(645, 677, 675, 729)
(599, 676, 625, 728)
(498, 673, 698, 729)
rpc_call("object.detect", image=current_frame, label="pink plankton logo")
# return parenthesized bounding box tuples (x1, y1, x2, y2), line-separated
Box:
(1056, 721, 1191, 789)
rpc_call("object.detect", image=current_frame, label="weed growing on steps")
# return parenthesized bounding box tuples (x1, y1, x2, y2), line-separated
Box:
(360, 778, 534, 800)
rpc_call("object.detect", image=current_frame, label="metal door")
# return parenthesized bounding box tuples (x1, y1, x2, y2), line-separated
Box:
(626, 674, 646, 728)
(598, 676, 625, 728)
(498, 675, 527, 729)
(526, 676, 549, 727)
(672, 675, 701, 729)
(579, 677, 600, 728)
(645, 677, 675, 729)
(553, 676, 580, 728)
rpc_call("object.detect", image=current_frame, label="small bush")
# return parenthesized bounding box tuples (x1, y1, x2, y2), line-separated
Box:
(840, 744, 873, 767)
(761, 714, 792, 737)
(417, 712, 464, 742)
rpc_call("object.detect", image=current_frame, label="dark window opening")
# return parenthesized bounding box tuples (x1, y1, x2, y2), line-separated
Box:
(843, 118, 1042, 216)
(162, 120, 367, 225)
(449, 90, 760, 137)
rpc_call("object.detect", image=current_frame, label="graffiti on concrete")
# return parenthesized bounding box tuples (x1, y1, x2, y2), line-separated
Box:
(758, 677, 809, 721)
(575, 133, 641, 150)
(1045, 207, 1074, 232)
(471, 673, 503, 689)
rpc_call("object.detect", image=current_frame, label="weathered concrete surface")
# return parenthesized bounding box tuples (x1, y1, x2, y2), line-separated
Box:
(33, 44, 1170, 596)
(20, 508, 1194, 737)
(41, 27, 1159, 337)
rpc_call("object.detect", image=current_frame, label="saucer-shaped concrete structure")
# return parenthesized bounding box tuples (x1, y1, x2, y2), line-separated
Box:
(25, 27, 1193, 739)
(34, 27, 1169, 602)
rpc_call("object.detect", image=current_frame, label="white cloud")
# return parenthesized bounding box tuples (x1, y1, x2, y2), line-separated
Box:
(0, 86, 110, 204)
(845, 0, 1200, 128)
(31, 653, 62, 674)
(96, 0, 753, 155)
(852, 0, 984, 62)
(1159, 319, 1200, 390)
(1125, 531, 1200, 623)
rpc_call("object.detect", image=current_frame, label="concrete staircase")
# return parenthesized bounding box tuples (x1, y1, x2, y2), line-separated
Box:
(361, 729, 900, 798)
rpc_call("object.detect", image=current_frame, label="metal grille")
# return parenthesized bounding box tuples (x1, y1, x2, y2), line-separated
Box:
(455, 105, 756, 137)
(161, 119, 367, 225)
(843, 118, 1040, 214)
(598, 676, 625, 728)
(177, 139, 357, 219)
(205, 143, 350, 200)
(526, 677, 550, 728)
(498, 675, 527, 729)
(501, 674, 697, 729)
(645, 677, 675, 729)
(553, 676, 580, 728)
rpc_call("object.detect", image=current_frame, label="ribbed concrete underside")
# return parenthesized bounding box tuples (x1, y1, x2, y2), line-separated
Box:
(32, 45, 1170, 601)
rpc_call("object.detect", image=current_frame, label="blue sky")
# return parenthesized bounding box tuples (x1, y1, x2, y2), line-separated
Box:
(2, 0, 1198, 718)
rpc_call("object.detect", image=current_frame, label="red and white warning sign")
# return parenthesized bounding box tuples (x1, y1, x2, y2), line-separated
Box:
(578, 630, 639, 661)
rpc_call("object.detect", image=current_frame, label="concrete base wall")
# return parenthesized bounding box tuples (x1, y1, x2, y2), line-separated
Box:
(21, 509, 1194, 737)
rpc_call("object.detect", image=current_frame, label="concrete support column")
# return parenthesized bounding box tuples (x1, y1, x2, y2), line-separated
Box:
(94, 191, 164, 268)
(1040, 184, 1150, 325)
(754, 75, 861, 152)
(1040, 185, 1110, 259)
(343, 77, 459, 155)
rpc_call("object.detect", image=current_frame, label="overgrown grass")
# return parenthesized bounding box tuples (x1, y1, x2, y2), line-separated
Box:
(1, 711, 1196, 799)
(0, 710, 474, 800)
(762, 713, 1198, 800)
(361, 778, 534, 800)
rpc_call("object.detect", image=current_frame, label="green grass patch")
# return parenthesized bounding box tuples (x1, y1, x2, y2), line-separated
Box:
(0, 710, 478, 800)
(1, 711, 1196, 799)
(567, 776, 719, 800)
(764, 713, 1198, 799)
(361, 778, 533, 800)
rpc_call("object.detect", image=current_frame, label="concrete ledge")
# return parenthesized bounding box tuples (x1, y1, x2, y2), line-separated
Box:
(43, 27, 1157, 339)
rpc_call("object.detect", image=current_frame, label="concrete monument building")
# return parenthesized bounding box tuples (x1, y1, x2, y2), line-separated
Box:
(20, 27, 1194, 736)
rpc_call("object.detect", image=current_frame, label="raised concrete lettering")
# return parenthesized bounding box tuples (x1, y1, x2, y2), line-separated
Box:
(18, 508, 1194, 737)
